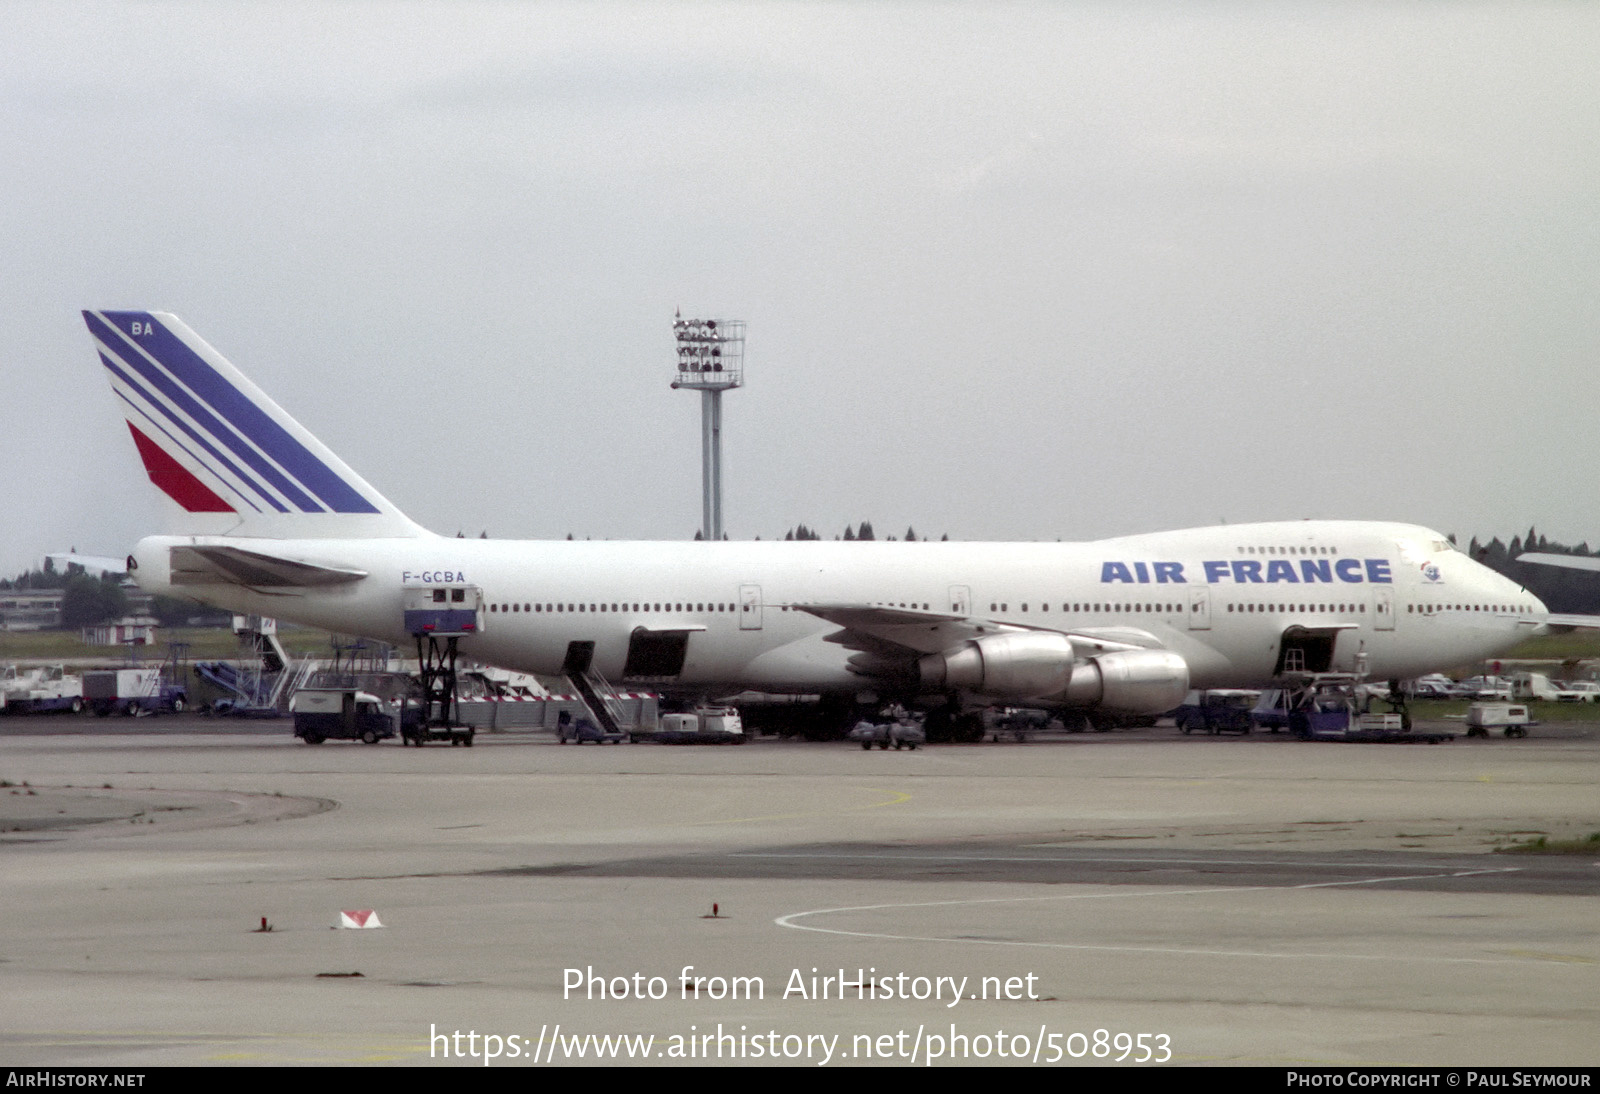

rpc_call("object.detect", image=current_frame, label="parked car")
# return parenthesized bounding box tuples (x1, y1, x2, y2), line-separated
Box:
(1457, 675, 1511, 701)
(1407, 675, 1456, 700)
(1560, 681, 1600, 703)
(1174, 690, 1259, 735)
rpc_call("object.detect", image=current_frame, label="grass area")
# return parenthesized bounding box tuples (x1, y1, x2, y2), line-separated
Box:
(1496, 832, 1600, 855)
(1503, 630, 1600, 660)
(0, 625, 350, 663)
(1403, 698, 1600, 723)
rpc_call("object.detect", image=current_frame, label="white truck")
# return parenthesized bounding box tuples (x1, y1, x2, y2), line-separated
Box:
(1, 664, 83, 714)
(82, 667, 188, 716)
(1509, 673, 1565, 702)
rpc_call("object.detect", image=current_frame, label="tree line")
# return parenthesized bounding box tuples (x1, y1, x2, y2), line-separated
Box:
(1465, 527, 1600, 614)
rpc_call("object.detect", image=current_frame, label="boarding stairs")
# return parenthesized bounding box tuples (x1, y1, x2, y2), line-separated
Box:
(567, 665, 638, 736)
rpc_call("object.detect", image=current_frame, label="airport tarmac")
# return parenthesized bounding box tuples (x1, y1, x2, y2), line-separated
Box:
(0, 723, 1595, 1067)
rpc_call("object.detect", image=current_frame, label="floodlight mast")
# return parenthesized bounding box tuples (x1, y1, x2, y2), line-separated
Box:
(670, 312, 744, 541)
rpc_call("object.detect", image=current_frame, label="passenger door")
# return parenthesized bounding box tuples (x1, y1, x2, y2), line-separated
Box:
(739, 584, 762, 630)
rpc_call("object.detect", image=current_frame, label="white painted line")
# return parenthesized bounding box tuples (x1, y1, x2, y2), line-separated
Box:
(774, 872, 1555, 967)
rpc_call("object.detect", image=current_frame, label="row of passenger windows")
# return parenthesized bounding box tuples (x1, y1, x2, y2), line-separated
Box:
(990, 602, 1185, 614)
(488, 602, 749, 615)
(1227, 602, 1367, 614)
(479, 597, 1534, 618)
(1410, 603, 1533, 614)
(1237, 545, 1339, 555)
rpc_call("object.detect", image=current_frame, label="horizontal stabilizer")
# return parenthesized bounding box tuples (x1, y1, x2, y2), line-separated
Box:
(169, 545, 367, 588)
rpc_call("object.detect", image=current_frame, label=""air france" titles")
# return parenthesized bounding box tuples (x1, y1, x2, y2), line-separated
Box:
(1101, 559, 1393, 584)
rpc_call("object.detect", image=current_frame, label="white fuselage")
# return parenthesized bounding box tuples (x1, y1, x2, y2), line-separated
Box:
(131, 519, 1543, 698)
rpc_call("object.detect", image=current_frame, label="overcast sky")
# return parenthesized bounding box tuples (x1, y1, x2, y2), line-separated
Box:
(3, 1, 1598, 576)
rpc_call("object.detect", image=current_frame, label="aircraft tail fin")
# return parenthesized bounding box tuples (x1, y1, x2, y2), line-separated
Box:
(84, 310, 423, 539)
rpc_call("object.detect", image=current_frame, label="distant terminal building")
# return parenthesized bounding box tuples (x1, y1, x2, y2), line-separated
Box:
(0, 590, 64, 631)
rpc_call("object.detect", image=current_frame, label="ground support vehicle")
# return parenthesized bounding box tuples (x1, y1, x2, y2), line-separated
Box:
(986, 707, 1051, 742)
(1, 665, 84, 714)
(637, 706, 746, 744)
(1250, 689, 1296, 733)
(291, 688, 417, 744)
(1294, 706, 1451, 744)
(82, 668, 187, 716)
(1174, 690, 1259, 735)
(1462, 703, 1536, 739)
(400, 718, 474, 747)
(850, 712, 926, 750)
(556, 713, 625, 744)
(1254, 676, 1447, 743)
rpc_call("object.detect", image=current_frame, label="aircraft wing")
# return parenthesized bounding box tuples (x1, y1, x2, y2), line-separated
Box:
(1517, 552, 1600, 573)
(794, 604, 1157, 658)
(1546, 613, 1600, 629)
(1512, 554, 1600, 627)
(167, 545, 368, 589)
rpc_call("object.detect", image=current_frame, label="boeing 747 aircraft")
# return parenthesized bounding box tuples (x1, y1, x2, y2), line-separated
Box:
(83, 310, 1547, 731)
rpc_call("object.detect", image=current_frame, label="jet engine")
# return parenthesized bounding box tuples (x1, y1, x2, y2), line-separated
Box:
(918, 632, 1075, 700)
(1059, 649, 1189, 714)
(919, 634, 1188, 713)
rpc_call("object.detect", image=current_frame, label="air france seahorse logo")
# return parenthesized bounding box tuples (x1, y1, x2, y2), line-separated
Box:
(1421, 562, 1442, 583)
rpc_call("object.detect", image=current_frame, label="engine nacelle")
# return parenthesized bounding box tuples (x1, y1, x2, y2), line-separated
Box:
(1059, 649, 1189, 714)
(918, 632, 1075, 700)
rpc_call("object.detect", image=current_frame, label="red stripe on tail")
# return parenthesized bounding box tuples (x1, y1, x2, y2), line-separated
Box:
(127, 422, 235, 513)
